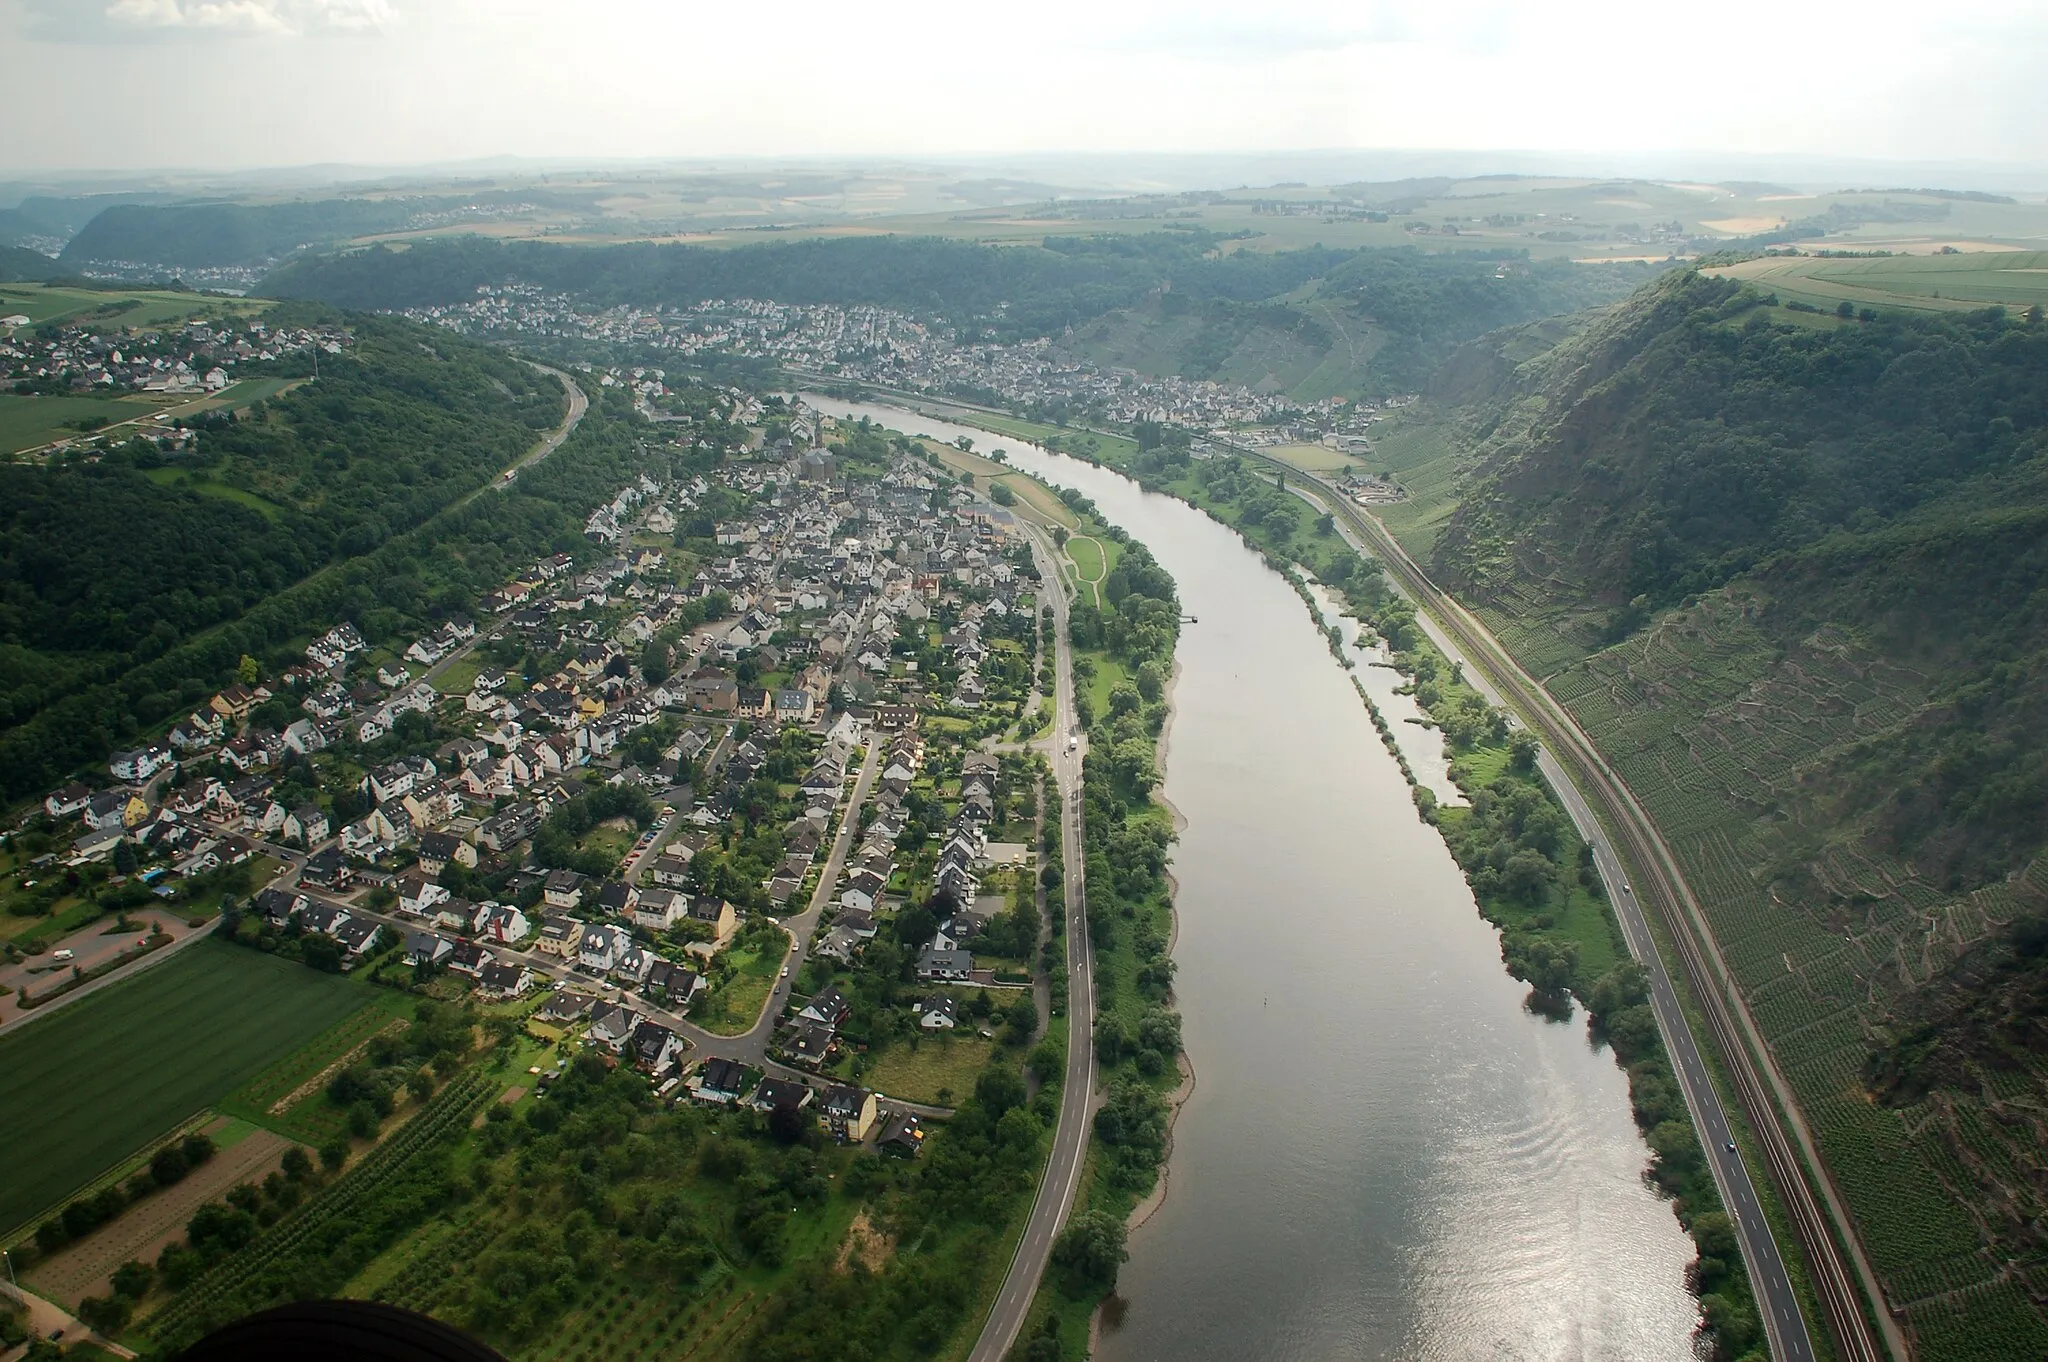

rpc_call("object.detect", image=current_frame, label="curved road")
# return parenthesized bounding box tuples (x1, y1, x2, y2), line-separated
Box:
(967, 523, 1095, 1362)
(1260, 453, 1889, 1362)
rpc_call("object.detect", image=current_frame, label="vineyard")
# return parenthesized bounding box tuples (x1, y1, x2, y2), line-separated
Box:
(1482, 576, 2048, 1359)
(139, 1070, 493, 1352)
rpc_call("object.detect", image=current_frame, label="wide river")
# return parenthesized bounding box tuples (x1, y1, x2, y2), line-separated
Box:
(806, 398, 1702, 1362)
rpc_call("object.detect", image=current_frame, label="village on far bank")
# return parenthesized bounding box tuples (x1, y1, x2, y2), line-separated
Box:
(2, 397, 1058, 1153)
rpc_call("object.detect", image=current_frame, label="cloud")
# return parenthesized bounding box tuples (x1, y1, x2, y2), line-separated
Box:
(20, 0, 395, 39)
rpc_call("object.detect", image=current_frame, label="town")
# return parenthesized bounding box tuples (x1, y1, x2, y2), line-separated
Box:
(5, 405, 1053, 1164)
(401, 285, 1401, 437)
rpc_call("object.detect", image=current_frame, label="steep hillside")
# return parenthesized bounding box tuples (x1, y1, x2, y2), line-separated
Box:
(1063, 250, 1656, 400)
(1417, 271, 2048, 1360)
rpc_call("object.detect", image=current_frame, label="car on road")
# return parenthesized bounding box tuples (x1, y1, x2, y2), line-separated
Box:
(1725, 1140, 1738, 1153)
(780, 964, 790, 978)
(1067, 735, 1078, 751)
(51, 948, 74, 962)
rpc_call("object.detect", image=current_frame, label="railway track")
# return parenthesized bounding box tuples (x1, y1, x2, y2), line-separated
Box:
(1250, 450, 1897, 1362)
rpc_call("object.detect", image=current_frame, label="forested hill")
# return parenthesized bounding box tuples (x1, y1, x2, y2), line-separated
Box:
(1417, 270, 2048, 1359)
(0, 309, 563, 796)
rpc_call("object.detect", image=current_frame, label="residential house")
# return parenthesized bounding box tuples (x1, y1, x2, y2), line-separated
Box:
(693, 1057, 749, 1105)
(877, 1110, 925, 1158)
(302, 846, 354, 890)
(578, 923, 625, 974)
(817, 1085, 880, 1143)
(394, 870, 450, 918)
(474, 902, 530, 945)
(916, 995, 959, 1029)
(535, 990, 597, 1025)
(633, 887, 684, 932)
(645, 959, 701, 1007)
(789, 1025, 835, 1068)
(283, 804, 329, 845)
(797, 985, 852, 1029)
(109, 745, 173, 784)
(253, 887, 307, 928)
(750, 1078, 814, 1115)
(334, 918, 382, 967)
(478, 962, 535, 999)
(536, 914, 584, 957)
(631, 1020, 685, 1076)
(416, 830, 475, 876)
(543, 868, 587, 911)
(916, 945, 973, 982)
(595, 880, 639, 919)
(587, 1002, 638, 1053)
(405, 930, 455, 969)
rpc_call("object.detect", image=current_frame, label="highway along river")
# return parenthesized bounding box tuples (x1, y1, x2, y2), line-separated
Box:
(807, 398, 1701, 1361)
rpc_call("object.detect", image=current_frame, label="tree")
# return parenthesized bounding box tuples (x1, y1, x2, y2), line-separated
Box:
(641, 639, 673, 685)
(112, 838, 138, 876)
(1051, 1209, 1129, 1293)
(319, 1136, 350, 1171)
(236, 653, 260, 684)
(111, 1258, 153, 1299)
(1002, 994, 1038, 1040)
(974, 1065, 1027, 1118)
(990, 480, 1017, 506)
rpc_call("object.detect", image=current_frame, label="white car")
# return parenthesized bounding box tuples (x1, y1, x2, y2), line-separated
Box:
(51, 948, 75, 962)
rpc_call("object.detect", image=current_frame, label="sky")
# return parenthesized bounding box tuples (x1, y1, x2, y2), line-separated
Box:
(3, 0, 2047, 176)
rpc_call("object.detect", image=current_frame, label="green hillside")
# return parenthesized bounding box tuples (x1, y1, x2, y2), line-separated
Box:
(1062, 250, 1657, 401)
(1406, 269, 2048, 1361)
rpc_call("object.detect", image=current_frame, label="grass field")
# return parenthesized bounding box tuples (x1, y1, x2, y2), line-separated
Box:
(0, 942, 374, 1238)
(0, 283, 267, 331)
(140, 465, 287, 518)
(217, 991, 414, 1141)
(1263, 441, 1365, 474)
(0, 393, 156, 454)
(694, 938, 783, 1036)
(863, 1033, 996, 1106)
(1712, 250, 2048, 315)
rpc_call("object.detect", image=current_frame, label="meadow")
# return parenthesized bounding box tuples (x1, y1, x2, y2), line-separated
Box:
(0, 393, 156, 454)
(1712, 250, 2048, 314)
(0, 283, 267, 331)
(0, 941, 374, 1238)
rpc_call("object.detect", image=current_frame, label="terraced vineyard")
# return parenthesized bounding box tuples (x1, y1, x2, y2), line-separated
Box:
(1478, 583, 2048, 1359)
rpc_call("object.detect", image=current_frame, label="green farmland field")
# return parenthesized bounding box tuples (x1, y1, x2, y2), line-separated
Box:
(0, 282, 267, 331)
(0, 393, 154, 454)
(1714, 250, 2048, 314)
(0, 942, 373, 1238)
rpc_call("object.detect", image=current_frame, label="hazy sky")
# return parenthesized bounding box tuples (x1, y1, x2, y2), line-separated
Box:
(3, 0, 2046, 174)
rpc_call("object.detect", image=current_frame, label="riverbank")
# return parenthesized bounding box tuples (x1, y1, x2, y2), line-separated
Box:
(804, 393, 1705, 1362)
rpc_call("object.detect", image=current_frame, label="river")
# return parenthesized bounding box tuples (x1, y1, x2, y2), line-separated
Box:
(804, 398, 1702, 1362)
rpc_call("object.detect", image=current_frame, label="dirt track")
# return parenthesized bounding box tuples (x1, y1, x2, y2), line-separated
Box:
(27, 1126, 290, 1308)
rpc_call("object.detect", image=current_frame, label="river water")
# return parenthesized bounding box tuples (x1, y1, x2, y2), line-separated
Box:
(804, 398, 1701, 1362)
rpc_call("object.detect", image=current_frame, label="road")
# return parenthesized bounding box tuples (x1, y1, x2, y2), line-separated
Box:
(1258, 453, 1886, 1362)
(967, 523, 1095, 1362)
(458, 362, 587, 507)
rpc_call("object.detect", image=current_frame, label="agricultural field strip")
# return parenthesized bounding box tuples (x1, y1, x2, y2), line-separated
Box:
(0, 945, 374, 1240)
